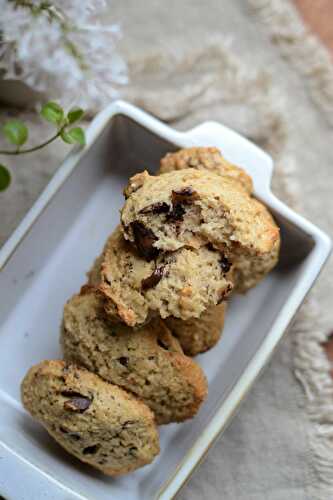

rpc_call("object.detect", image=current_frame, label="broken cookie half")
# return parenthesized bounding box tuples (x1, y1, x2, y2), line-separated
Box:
(121, 168, 280, 292)
(88, 226, 233, 326)
(62, 287, 208, 424)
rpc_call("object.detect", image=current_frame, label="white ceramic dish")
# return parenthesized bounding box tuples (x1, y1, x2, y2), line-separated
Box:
(0, 101, 331, 500)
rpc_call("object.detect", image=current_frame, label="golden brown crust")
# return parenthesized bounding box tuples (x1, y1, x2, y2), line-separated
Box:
(232, 200, 280, 292)
(170, 353, 208, 416)
(165, 303, 226, 356)
(159, 147, 253, 194)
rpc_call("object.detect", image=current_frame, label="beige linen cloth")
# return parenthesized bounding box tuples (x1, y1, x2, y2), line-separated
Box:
(1, 1, 333, 499)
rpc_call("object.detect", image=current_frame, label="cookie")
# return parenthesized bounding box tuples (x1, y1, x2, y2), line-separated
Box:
(165, 302, 226, 356)
(89, 226, 233, 326)
(121, 169, 280, 292)
(61, 287, 208, 424)
(159, 147, 253, 194)
(21, 360, 160, 476)
(158, 148, 279, 291)
(232, 219, 280, 292)
(122, 169, 278, 255)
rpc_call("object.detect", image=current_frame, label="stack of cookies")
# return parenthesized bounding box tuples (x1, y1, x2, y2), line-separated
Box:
(21, 147, 280, 476)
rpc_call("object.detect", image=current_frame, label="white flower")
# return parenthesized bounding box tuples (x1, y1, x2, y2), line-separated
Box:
(0, 0, 128, 111)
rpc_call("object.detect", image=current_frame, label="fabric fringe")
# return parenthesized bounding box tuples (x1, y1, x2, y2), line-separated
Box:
(248, 0, 333, 495)
(248, 0, 333, 127)
(293, 298, 333, 498)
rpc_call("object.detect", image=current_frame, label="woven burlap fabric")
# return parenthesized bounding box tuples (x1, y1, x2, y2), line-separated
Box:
(1, 1, 333, 499)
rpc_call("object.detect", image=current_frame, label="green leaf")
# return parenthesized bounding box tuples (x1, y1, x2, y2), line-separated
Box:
(3, 120, 28, 146)
(0, 164, 11, 191)
(40, 101, 64, 126)
(61, 127, 86, 145)
(67, 107, 84, 124)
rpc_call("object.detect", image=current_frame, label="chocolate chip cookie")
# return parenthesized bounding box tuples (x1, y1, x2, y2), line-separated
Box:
(21, 360, 160, 476)
(121, 169, 280, 292)
(89, 226, 233, 326)
(61, 287, 208, 424)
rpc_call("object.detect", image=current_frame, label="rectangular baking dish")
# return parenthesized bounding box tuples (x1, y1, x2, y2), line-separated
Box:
(0, 100, 331, 500)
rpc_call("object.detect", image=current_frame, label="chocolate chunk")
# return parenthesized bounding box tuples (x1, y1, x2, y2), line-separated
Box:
(128, 446, 138, 456)
(139, 202, 170, 215)
(166, 203, 186, 222)
(207, 245, 232, 274)
(123, 420, 135, 428)
(61, 391, 92, 413)
(63, 397, 91, 412)
(141, 266, 164, 291)
(69, 433, 81, 441)
(130, 221, 159, 261)
(219, 255, 231, 273)
(157, 337, 169, 350)
(59, 427, 81, 441)
(167, 187, 198, 222)
(61, 390, 86, 398)
(118, 357, 129, 367)
(83, 444, 100, 455)
(172, 187, 197, 204)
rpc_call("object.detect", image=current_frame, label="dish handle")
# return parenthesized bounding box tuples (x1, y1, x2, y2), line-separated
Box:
(182, 120, 274, 195)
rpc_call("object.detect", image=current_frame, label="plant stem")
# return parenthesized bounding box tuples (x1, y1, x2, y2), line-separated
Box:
(0, 130, 61, 156)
